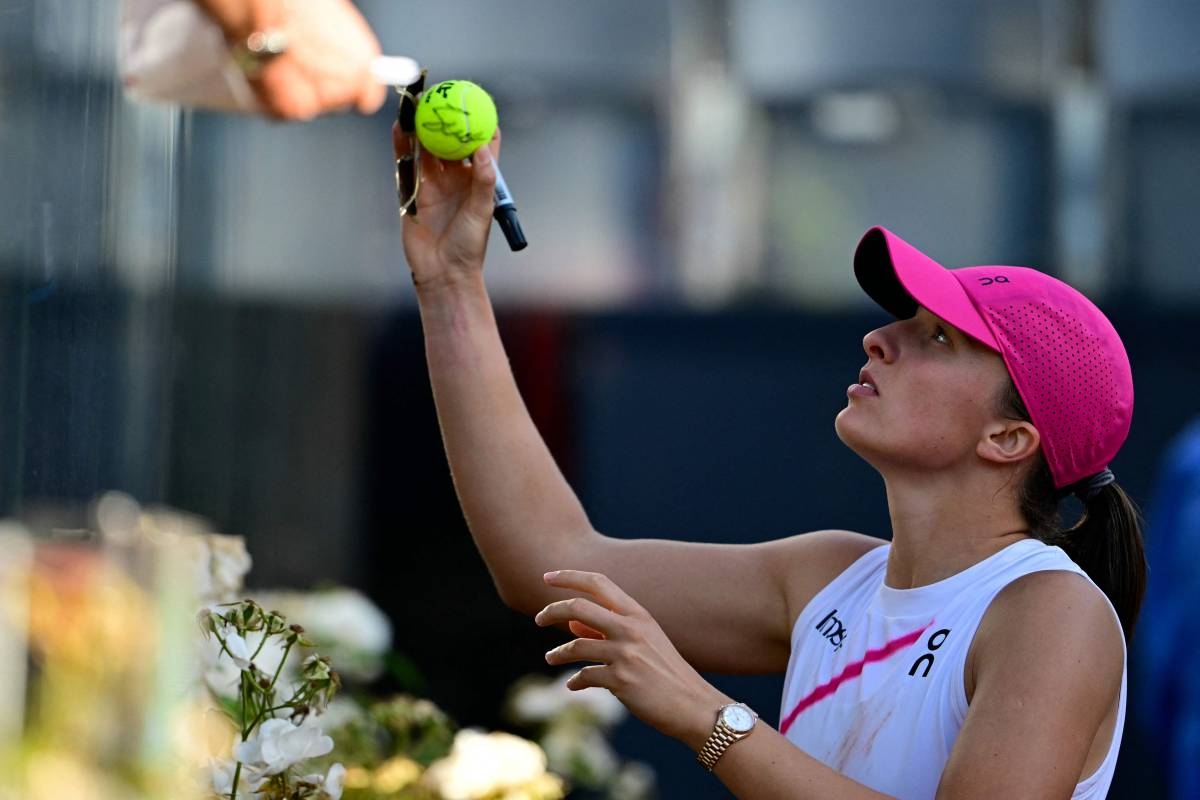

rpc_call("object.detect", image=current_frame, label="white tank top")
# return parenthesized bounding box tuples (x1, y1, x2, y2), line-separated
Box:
(779, 538, 1126, 799)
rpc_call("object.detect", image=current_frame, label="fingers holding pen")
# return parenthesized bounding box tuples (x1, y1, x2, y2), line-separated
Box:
(393, 108, 503, 279)
(486, 126, 502, 162)
(464, 142, 497, 222)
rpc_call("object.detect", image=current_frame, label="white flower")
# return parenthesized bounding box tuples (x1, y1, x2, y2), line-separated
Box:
(244, 629, 293, 682)
(509, 671, 626, 728)
(202, 632, 244, 697)
(301, 762, 346, 800)
(234, 718, 334, 776)
(540, 723, 619, 786)
(203, 619, 295, 696)
(324, 762, 346, 799)
(221, 630, 253, 670)
(210, 757, 265, 799)
(422, 730, 548, 800)
(199, 621, 253, 698)
(609, 761, 657, 800)
(253, 588, 392, 680)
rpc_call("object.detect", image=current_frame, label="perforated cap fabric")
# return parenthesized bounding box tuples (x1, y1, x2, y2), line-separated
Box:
(853, 227, 1133, 489)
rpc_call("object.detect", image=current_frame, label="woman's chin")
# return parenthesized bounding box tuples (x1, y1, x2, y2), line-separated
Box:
(833, 408, 862, 448)
(834, 411, 884, 465)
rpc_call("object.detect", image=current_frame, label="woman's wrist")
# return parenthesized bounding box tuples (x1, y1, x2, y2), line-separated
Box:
(679, 687, 737, 752)
(413, 270, 487, 304)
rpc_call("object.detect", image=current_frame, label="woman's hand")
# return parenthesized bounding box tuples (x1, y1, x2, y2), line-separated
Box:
(253, 0, 385, 119)
(392, 123, 500, 293)
(198, 0, 387, 119)
(536, 570, 730, 749)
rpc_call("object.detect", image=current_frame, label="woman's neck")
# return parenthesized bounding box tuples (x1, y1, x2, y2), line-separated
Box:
(882, 471, 1031, 590)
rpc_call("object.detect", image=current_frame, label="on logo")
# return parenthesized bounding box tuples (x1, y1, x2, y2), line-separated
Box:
(908, 628, 951, 678)
(977, 276, 1010, 286)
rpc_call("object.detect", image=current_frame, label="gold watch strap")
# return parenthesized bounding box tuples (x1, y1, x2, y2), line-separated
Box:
(696, 719, 748, 771)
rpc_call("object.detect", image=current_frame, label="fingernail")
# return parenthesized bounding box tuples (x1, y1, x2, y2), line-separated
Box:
(544, 571, 559, 582)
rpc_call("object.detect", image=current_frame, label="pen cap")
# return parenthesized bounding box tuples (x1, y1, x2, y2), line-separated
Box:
(494, 206, 527, 252)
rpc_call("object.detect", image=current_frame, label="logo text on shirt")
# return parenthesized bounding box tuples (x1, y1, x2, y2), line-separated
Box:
(908, 628, 952, 677)
(815, 609, 849, 651)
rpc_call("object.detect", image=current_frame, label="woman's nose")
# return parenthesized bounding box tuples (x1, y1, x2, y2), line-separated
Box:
(863, 325, 894, 363)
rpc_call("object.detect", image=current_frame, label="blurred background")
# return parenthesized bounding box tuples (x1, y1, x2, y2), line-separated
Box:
(2, 0, 1199, 796)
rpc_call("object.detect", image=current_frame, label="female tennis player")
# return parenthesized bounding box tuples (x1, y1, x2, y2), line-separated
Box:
(393, 124, 1144, 799)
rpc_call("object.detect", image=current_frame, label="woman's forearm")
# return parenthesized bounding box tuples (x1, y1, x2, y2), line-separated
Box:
(696, 721, 894, 800)
(536, 570, 893, 800)
(415, 275, 598, 611)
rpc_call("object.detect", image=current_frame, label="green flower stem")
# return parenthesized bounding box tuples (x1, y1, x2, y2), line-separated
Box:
(212, 629, 239, 667)
(250, 627, 271, 662)
(245, 701, 298, 734)
(240, 639, 299, 733)
(231, 668, 253, 800)
(229, 761, 243, 800)
(211, 612, 320, 800)
(240, 670, 256, 736)
(269, 639, 295, 690)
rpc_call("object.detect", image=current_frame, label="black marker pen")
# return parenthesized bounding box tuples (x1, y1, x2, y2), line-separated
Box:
(492, 164, 527, 252)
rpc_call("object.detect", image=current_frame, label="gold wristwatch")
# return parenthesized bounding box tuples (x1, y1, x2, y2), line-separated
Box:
(696, 702, 757, 771)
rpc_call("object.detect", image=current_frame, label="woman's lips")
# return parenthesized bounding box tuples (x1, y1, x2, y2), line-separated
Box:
(852, 367, 879, 397)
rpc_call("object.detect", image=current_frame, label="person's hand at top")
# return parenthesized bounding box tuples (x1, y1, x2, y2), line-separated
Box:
(196, 0, 386, 120)
(392, 122, 500, 294)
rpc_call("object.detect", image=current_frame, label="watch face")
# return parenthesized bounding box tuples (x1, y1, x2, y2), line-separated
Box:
(722, 704, 755, 733)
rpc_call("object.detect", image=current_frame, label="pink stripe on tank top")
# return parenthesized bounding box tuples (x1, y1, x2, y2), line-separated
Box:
(780, 623, 931, 736)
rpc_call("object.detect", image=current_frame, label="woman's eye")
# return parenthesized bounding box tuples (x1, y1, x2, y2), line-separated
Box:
(933, 327, 950, 345)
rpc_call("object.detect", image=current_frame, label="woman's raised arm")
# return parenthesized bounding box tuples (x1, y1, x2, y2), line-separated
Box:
(396, 125, 879, 674)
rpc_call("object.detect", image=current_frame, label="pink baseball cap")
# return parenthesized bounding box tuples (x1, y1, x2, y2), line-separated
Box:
(852, 226, 1133, 490)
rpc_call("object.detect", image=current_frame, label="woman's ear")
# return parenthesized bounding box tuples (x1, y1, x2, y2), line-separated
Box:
(977, 420, 1041, 466)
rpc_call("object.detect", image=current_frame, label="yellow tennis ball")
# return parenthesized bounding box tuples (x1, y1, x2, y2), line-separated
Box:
(414, 79, 498, 161)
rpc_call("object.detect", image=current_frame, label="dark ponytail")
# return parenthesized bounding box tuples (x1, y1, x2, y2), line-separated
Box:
(1000, 382, 1147, 641)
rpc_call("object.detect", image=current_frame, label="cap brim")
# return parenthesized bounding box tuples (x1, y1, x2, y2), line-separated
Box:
(853, 227, 999, 351)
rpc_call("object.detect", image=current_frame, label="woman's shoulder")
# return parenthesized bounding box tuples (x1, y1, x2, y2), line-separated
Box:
(987, 568, 1118, 625)
(772, 529, 888, 581)
(970, 569, 1124, 696)
(947, 569, 1126, 798)
(769, 529, 888, 627)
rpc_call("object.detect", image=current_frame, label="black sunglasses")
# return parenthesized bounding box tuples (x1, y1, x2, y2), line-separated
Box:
(394, 69, 427, 216)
